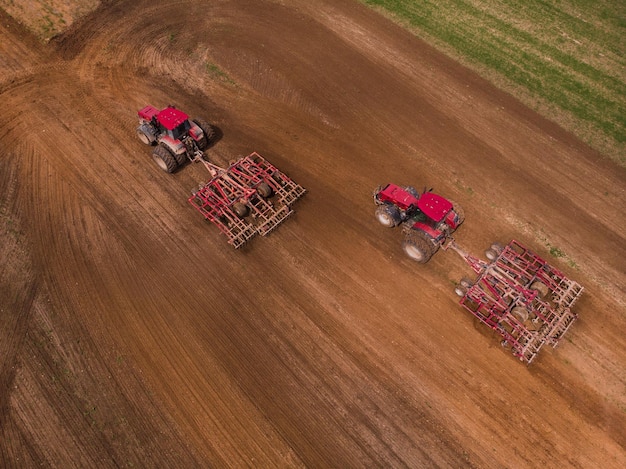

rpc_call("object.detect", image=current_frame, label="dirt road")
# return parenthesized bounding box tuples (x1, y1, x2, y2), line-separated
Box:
(1, 0, 625, 466)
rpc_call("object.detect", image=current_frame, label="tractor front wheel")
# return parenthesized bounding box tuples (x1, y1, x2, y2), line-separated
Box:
(375, 204, 401, 228)
(402, 230, 435, 263)
(136, 124, 155, 145)
(152, 144, 178, 173)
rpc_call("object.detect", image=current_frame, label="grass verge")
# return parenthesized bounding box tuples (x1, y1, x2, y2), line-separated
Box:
(360, 0, 626, 166)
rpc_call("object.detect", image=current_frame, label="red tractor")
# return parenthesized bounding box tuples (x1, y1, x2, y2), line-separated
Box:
(136, 105, 216, 173)
(373, 183, 464, 263)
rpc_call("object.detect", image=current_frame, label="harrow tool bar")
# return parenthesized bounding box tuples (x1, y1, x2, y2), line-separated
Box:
(445, 239, 583, 364)
(188, 152, 306, 248)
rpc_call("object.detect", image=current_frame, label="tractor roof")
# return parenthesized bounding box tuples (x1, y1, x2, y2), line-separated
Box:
(157, 106, 189, 130)
(417, 192, 452, 222)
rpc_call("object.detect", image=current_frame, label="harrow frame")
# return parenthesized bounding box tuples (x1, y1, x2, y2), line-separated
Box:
(445, 239, 584, 363)
(188, 152, 306, 248)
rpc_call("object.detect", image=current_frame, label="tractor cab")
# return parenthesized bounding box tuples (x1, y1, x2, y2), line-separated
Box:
(415, 192, 453, 223)
(155, 106, 193, 141)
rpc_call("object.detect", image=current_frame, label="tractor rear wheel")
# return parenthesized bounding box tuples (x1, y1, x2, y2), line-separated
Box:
(402, 230, 435, 263)
(152, 144, 178, 173)
(375, 204, 401, 227)
(193, 118, 216, 150)
(257, 182, 273, 198)
(173, 150, 187, 166)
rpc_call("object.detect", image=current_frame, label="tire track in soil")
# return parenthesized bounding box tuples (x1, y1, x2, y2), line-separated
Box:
(0, 152, 39, 467)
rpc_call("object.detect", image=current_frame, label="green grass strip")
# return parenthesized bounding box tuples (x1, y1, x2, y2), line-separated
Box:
(361, 0, 626, 163)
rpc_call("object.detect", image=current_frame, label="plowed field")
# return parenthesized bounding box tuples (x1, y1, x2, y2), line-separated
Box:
(1, 1, 625, 467)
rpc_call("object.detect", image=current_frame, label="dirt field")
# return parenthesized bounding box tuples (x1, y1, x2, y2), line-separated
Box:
(1, 0, 625, 467)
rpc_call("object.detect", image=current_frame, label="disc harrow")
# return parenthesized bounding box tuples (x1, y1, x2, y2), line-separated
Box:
(188, 152, 306, 248)
(445, 239, 584, 363)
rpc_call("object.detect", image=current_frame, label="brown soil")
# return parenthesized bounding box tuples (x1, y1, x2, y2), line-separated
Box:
(1, 1, 625, 467)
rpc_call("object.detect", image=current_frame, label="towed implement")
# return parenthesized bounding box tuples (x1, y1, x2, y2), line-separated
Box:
(189, 152, 306, 248)
(445, 239, 584, 363)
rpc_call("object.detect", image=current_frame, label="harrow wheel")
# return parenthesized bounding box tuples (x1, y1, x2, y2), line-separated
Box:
(485, 248, 498, 261)
(402, 230, 435, 263)
(485, 241, 504, 261)
(193, 118, 216, 150)
(233, 202, 249, 218)
(257, 182, 273, 198)
(152, 144, 178, 173)
(490, 242, 504, 253)
(454, 284, 467, 297)
(375, 204, 401, 227)
(511, 306, 529, 323)
(460, 277, 473, 288)
(530, 281, 549, 299)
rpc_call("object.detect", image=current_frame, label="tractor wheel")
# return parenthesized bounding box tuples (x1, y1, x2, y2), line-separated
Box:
(402, 230, 435, 263)
(449, 200, 465, 226)
(136, 124, 155, 145)
(152, 144, 178, 173)
(193, 118, 216, 150)
(257, 182, 273, 198)
(375, 204, 401, 228)
(530, 281, 549, 299)
(233, 202, 249, 218)
(173, 150, 187, 166)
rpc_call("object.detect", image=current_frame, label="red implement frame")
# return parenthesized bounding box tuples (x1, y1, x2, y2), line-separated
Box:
(444, 239, 584, 363)
(188, 152, 306, 248)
